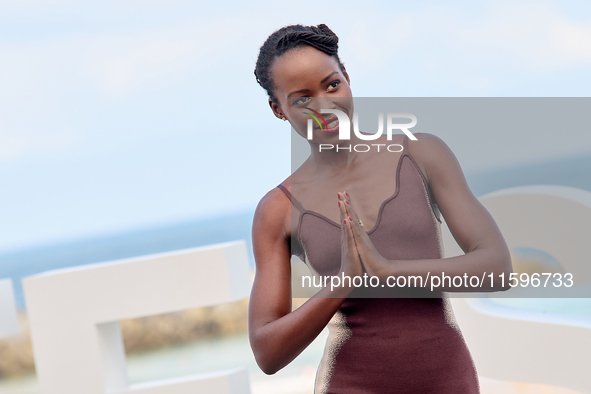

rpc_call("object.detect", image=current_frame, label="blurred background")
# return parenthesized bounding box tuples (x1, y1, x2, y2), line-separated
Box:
(1, 0, 590, 393)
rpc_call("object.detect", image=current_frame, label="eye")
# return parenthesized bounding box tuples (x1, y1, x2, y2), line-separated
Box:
(326, 80, 340, 92)
(293, 96, 311, 105)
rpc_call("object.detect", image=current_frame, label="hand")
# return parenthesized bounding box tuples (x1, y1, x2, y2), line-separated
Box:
(336, 192, 364, 288)
(341, 191, 392, 282)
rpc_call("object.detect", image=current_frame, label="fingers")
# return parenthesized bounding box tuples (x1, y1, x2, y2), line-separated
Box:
(338, 192, 358, 251)
(338, 192, 347, 244)
(338, 192, 350, 244)
(341, 191, 366, 239)
(338, 193, 352, 234)
(338, 192, 349, 224)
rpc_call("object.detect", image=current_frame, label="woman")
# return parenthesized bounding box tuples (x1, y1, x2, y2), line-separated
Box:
(249, 24, 512, 393)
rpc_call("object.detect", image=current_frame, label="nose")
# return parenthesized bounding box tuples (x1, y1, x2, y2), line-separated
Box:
(303, 97, 336, 119)
(315, 96, 335, 110)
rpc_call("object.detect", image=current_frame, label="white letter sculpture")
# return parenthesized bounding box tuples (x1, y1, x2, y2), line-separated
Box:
(23, 240, 252, 394)
(0, 278, 19, 338)
(442, 185, 591, 393)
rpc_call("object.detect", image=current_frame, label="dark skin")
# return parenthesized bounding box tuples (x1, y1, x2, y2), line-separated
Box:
(249, 46, 513, 375)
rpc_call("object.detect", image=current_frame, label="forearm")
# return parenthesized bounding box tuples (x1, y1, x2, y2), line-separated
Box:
(250, 286, 351, 374)
(380, 247, 512, 292)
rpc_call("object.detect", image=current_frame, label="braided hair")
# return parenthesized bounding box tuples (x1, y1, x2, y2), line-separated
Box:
(254, 24, 346, 104)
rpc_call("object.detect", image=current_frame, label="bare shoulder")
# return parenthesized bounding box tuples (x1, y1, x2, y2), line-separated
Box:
(253, 182, 292, 241)
(406, 132, 458, 186)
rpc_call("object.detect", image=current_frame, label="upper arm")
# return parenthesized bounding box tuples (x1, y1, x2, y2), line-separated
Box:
(249, 188, 293, 336)
(409, 133, 510, 258)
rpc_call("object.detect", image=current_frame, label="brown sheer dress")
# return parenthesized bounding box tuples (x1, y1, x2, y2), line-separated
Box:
(277, 135, 480, 393)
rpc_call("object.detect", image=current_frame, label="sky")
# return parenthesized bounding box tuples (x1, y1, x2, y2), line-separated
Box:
(1, 0, 591, 252)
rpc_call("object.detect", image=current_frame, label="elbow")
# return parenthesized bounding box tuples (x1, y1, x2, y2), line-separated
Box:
(481, 251, 512, 292)
(259, 362, 280, 376)
(501, 255, 513, 290)
(495, 257, 513, 292)
(253, 350, 281, 375)
(498, 278, 511, 292)
(250, 332, 282, 375)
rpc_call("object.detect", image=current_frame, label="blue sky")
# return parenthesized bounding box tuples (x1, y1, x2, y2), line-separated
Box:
(1, 0, 590, 251)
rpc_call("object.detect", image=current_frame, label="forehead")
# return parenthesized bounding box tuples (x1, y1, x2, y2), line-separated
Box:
(270, 46, 341, 92)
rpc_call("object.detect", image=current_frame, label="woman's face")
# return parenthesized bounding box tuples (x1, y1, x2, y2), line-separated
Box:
(269, 46, 353, 144)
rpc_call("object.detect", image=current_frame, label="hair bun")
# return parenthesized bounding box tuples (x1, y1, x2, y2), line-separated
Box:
(276, 27, 339, 56)
(316, 24, 337, 38)
(255, 24, 345, 103)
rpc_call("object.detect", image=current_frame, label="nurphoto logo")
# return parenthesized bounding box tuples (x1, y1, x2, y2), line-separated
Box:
(304, 108, 418, 153)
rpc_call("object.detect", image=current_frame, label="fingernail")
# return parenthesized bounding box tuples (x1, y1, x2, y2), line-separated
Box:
(338, 201, 341, 207)
(345, 191, 350, 197)
(345, 200, 350, 205)
(349, 216, 353, 221)
(343, 219, 347, 224)
(337, 192, 340, 199)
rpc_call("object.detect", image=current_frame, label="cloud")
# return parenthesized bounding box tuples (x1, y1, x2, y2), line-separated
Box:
(85, 17, 240, 98)
(0, 128, 80, 162)
(3, 1, 588, 100)
(0, 0, 78, 12)
(0, 1, 589, 167)
(320, 1, 591, 94)
(431, 1, 591, 72)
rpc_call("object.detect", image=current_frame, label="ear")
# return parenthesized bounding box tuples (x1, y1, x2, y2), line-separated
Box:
(342, 67, 351, 85)
(269, 98, 287, 121)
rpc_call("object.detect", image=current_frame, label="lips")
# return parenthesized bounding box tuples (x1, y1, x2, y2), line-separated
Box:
(315, 116, 339, 132)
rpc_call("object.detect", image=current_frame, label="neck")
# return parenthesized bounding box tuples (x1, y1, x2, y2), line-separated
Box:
(306, 132, 364, 170)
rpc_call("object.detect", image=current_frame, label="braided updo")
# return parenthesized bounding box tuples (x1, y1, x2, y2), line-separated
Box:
(254, 24, 346, 104)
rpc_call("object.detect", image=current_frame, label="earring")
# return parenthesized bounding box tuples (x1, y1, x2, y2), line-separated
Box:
(281, 116, 286, 121)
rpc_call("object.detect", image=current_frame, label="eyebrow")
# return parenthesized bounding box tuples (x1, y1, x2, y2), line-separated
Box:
(287, 71, 340, 98)
(320, 71, 339, 84)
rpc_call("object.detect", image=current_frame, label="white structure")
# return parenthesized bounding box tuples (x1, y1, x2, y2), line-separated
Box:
(443, 185, 591, 393)
(23, 240, 252, 394)
(0, 278, 19, 338)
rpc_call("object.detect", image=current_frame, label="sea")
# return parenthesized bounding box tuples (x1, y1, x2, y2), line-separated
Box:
(1, 153, 591, 393)
(2, 152, 591, 309)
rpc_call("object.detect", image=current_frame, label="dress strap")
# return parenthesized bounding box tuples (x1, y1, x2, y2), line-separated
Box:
(277, 184, 305, 212)
(402, 133, 409, 152)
